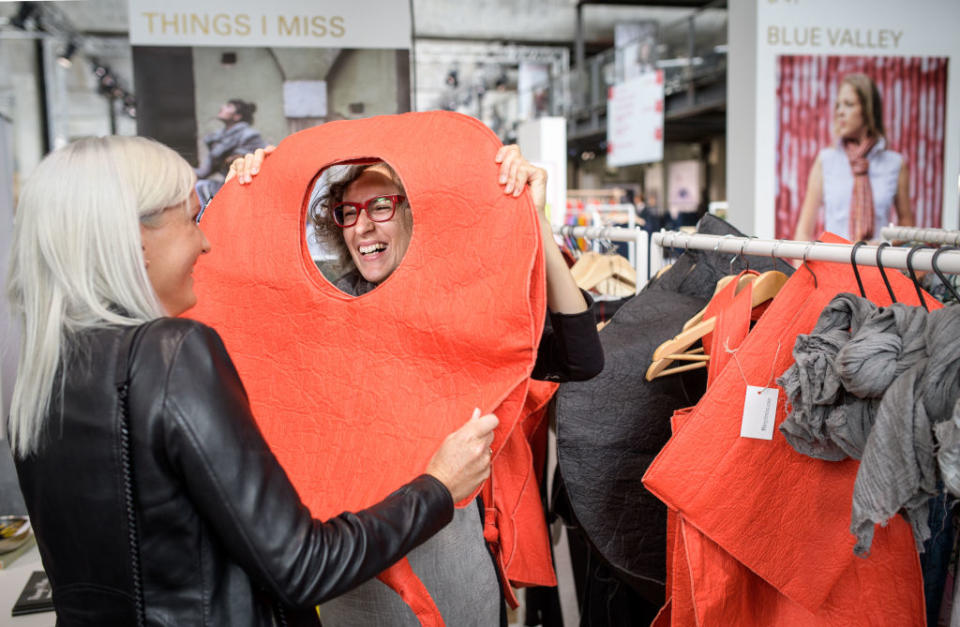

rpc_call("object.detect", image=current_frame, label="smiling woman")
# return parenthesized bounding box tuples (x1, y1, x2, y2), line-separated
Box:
(308, 161, 414, 295)
(140, 191, 211, 315)
(225, 124, 604, 626)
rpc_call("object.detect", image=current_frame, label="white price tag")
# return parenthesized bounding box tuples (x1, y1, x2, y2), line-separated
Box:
(740, 386, 779, 440)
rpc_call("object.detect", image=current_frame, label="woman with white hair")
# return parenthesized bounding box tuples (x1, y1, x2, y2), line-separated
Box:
(7, 135, 497, 626)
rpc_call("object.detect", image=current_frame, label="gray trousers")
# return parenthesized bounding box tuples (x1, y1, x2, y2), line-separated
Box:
(319, 502, 502, 626)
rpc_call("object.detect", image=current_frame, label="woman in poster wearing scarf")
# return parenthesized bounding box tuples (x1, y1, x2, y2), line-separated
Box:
(794, 73, 914, 242)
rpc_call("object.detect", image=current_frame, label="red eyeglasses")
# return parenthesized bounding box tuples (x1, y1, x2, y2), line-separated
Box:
(332, 194, 406, 228)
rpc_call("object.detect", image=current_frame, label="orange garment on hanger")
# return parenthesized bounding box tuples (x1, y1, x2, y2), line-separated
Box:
(643, 233, 928, 625)
(703, 270, 756, 387)
(189, 111, 553, 624)
(653, 270, 755, 626)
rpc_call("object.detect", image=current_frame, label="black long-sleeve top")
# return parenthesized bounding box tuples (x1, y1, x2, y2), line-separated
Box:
(532, 292, 605, 382)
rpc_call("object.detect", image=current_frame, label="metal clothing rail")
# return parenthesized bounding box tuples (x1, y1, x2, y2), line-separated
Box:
(553, 224, 658, 291)
(881, 226, 960, 246)
(559, 210, 638, 269)
(554, 224, 645, 243)
(653, 231, 960, 274)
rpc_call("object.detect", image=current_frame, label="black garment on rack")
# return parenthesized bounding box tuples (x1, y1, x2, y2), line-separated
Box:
(553, 464, 661, 627)
(553, 215, 795, 611)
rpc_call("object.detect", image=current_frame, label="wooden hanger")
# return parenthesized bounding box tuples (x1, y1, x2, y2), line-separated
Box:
(570, 251, 602, 284)
(681, 268, 787, 332)
(682, 272, 758, 331)
(652, 315, 716, 362)
(646, 239, 791, 380)
(594, 276, 637, 297)
(748, 239, 791, 308)
(646, 301, 726, 380)
(645, 317, 713, 378)
(571, 252, 637, 293)
(645, 357, 708, 380)
(646, 269, 789, 381)
(647, 271, 778, 381)
(571, 252, 637, 285)
(748, 270, 788, 308)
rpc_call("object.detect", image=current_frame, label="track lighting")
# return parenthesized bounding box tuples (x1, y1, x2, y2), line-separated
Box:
(57, 41, 78, 69)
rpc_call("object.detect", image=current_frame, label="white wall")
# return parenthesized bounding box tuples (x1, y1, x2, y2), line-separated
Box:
(517, 117, 567, 225)
(725, 0, 756, 234)
(327, 49, 401, 120)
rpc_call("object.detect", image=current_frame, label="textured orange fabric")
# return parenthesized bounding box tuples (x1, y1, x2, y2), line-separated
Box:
(655, 280, 754, 626)
(481, 379, 558, 608)
(670, 518, 921, 626)
(704, 271, 754, 387)
(189, 111, 550, 623)
(643, 233, 927, 625)
(699, 269, 756, 364)
(377, 561, 441, 627)
(650, 409, 691, 627)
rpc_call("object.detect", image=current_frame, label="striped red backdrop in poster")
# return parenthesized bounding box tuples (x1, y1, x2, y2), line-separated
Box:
(775, 55, 948, 239)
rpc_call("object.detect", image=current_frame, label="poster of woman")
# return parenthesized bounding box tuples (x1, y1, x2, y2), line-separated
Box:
(774, 54, 948, 240)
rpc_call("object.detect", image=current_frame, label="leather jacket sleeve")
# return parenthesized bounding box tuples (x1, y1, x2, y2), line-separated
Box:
(155, 322, 454, 607)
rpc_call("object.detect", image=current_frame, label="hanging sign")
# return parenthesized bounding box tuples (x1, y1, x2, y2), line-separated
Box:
(128, 0, 412, 49)
(728, 0, 960, 237)
(606, 70, 664, 167)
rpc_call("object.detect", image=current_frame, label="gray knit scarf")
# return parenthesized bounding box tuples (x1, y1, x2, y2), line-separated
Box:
(777, 294, 960, 556)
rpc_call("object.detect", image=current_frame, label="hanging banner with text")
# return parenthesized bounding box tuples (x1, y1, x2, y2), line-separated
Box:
(128, 0, 412, 48)
(606, 70, 664, 167)
(746, 0, 960, 238)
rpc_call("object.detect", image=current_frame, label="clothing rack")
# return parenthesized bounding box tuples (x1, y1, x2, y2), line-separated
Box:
(564, 204, 639, 264)
(881, 226, 960, 246)
(653, 231, 960, 274)
(553, 225, 658, 292)
(555, 224, 644, 243)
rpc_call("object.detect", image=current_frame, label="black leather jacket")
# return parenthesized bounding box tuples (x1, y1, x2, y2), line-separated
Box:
(15, 318, 454, 626)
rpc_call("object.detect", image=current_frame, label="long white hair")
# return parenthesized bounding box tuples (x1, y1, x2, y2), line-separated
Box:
(6, 136, 195, 457)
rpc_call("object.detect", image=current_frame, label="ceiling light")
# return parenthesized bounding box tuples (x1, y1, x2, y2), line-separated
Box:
(57, 41, 77, 69)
